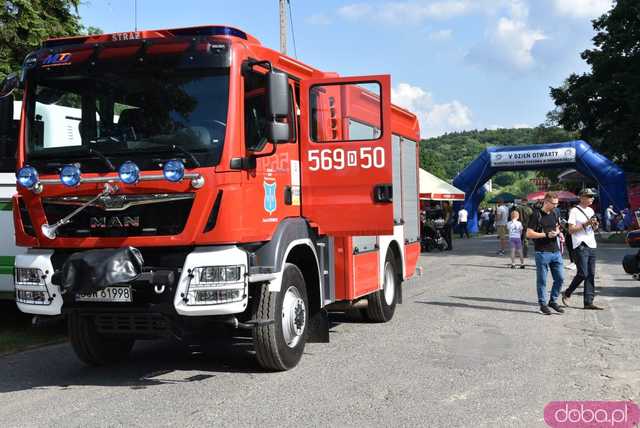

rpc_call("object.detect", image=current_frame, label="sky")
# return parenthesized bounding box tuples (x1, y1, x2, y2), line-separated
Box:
(77, 0, 613, 138)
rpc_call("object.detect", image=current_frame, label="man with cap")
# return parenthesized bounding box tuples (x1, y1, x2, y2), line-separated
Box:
(562, 188, 603, 310)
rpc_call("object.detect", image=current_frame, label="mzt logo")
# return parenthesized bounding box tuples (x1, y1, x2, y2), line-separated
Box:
(42, 52, 72, 67)
(263, 179, 277, 215)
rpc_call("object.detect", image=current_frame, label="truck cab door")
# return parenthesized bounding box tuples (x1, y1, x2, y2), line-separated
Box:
(300, 75, 393, 236)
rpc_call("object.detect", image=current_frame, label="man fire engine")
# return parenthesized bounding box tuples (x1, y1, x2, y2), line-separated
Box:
(0, 25, 420, 371)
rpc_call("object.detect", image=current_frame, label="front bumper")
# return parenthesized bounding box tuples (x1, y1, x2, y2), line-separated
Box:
(15, 246, 250, 317)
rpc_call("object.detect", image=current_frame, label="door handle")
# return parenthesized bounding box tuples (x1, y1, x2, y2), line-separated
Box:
(373, 184, 393, 203)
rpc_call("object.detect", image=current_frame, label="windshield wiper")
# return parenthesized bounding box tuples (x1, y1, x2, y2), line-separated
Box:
(76, 146, 116, 171)
(143, 144, 200, 168)
(29, 146, 116, 171)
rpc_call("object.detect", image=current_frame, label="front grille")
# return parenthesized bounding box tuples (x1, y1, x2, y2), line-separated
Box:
(93, 313, 170, 336)
(42, 194, 194, 237)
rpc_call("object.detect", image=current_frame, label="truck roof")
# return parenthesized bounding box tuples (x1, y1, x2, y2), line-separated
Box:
(43, 25, 261, 48)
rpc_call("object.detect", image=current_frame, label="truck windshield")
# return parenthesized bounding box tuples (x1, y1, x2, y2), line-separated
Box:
(25, 69, 229, 171)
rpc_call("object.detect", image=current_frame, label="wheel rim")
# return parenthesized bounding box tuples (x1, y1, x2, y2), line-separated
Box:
(281, 285, 306, 348)
(383, 261, 395, 306)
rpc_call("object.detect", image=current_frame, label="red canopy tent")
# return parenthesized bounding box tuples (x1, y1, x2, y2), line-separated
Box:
(526, 190, 579, 202)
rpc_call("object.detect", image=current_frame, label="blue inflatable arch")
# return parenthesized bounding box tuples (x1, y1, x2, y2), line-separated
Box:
(452, 140, 628, 233)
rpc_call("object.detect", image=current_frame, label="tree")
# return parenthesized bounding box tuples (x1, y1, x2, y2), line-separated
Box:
(549, 0, 640, 172)
(0, 1, 84, 79)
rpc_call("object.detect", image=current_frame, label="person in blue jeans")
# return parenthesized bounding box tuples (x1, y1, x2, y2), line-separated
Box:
(526, 192, 565, 315)
(562, 188, 603, 310)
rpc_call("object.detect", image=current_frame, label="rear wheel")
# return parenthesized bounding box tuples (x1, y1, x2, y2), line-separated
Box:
(68, 313, 135, 366)
(366, 252, 399, 322)
(253, 263, 308, 371)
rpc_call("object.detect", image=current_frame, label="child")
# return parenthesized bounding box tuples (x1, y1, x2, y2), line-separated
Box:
(507, 210, 525, 269)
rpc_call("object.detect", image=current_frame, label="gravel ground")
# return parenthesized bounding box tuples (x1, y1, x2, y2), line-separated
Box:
(0, 235, 638, 427)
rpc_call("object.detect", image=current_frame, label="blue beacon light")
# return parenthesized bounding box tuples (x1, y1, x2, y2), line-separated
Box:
(163, 159, 185, 182)
(118, 161, 140, 184)
(59, 164, 81, 187)
(16, 166, 39, 188)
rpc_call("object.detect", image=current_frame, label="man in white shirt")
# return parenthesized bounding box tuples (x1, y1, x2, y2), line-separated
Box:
(458, 207, 469, 238)
(495, 200, 509, 255)
(562, 188, 603, 310)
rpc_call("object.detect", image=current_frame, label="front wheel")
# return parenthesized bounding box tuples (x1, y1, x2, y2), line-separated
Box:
(68, 313, 135, 366)
(253, 263, 309, 371)
(366, 252, 399, 322)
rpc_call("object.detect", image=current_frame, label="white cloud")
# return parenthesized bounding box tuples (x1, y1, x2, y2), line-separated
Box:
(467, 1, 547, 72)
(391, 83, 473, 137)
(551, 0, 611, 19)
(428, 29, 453, 40)
(337, 3, 373, 20)
(337, 1, 472, 25)
(306, 13, 332, 25)
(512, 123, 532, 128)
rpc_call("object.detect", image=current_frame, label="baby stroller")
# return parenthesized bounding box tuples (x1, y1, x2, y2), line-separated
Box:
(421, 218, 448, 252)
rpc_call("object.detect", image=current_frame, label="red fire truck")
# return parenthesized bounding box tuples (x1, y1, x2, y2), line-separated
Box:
(0, 25, 420, 370)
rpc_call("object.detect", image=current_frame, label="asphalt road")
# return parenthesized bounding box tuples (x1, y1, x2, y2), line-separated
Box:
(1, 236, 639, 427)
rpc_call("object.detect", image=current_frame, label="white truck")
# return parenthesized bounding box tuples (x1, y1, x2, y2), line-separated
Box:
(0, 101, 83, 299)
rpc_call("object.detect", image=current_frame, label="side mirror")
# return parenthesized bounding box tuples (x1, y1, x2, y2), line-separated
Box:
(266, 70, 291, 143)
(0, 73, 19, 99)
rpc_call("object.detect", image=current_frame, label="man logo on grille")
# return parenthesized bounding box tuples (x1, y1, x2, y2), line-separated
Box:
(263, 180, 277, 215)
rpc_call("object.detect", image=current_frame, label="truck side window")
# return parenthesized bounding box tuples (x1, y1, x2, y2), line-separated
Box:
(244, 71, 296, 151)
(309, 82, 382, 143)
(244, 71, 268, 152)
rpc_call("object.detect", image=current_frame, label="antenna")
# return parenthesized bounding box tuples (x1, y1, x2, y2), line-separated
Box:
(134, 0, 138, 31)
(279, 0, 287, 54)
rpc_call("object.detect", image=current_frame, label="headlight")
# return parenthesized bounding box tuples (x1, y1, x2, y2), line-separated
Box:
(15, 267, 44, 286)
(118, 161, 140, 184)
(186, 265, 245, 306)
(198, 266, 242, 284)
(163, 159, 184, 182)
(60, 164, 81, 187)
(16, 166, 39, 188)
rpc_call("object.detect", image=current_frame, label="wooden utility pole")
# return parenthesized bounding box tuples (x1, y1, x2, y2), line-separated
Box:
(279, 0, 287, 55)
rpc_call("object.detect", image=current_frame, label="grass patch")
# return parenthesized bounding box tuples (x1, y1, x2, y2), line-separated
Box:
(0, 301, 66, 356)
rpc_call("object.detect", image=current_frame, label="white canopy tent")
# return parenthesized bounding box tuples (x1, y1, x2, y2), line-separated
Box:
(419, 169, 465, 201)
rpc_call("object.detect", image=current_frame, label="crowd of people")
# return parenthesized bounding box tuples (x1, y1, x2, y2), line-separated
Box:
(420, 190, 639, 315)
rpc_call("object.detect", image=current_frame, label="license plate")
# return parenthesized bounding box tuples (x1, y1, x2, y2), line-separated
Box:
(76, 287, 132, 302)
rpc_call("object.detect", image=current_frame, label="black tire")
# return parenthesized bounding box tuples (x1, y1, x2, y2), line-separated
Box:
(68, 313, 135, 366)
(366, 252, 399, 322)
(623, 253, 639, 274)
(253, 263, 309, 371)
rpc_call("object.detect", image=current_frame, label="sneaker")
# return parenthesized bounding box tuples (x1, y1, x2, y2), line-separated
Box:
(565, 263, 577, 270)
(584, 304, 604, 310)
(540, 305, 552, 315)
(519, 264, 525, 269)
(561, 292, 571, 307)
(510, 264, 515, 269)
(548, 302, 565, 314)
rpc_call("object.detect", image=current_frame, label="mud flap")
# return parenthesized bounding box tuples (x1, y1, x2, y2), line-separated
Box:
(306, 308, 329, 343)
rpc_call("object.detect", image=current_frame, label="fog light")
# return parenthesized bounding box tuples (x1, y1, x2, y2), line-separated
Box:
(15, 267, 44, 286)
(195, 289, 241, 304)
(16, 289, 49, 305)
